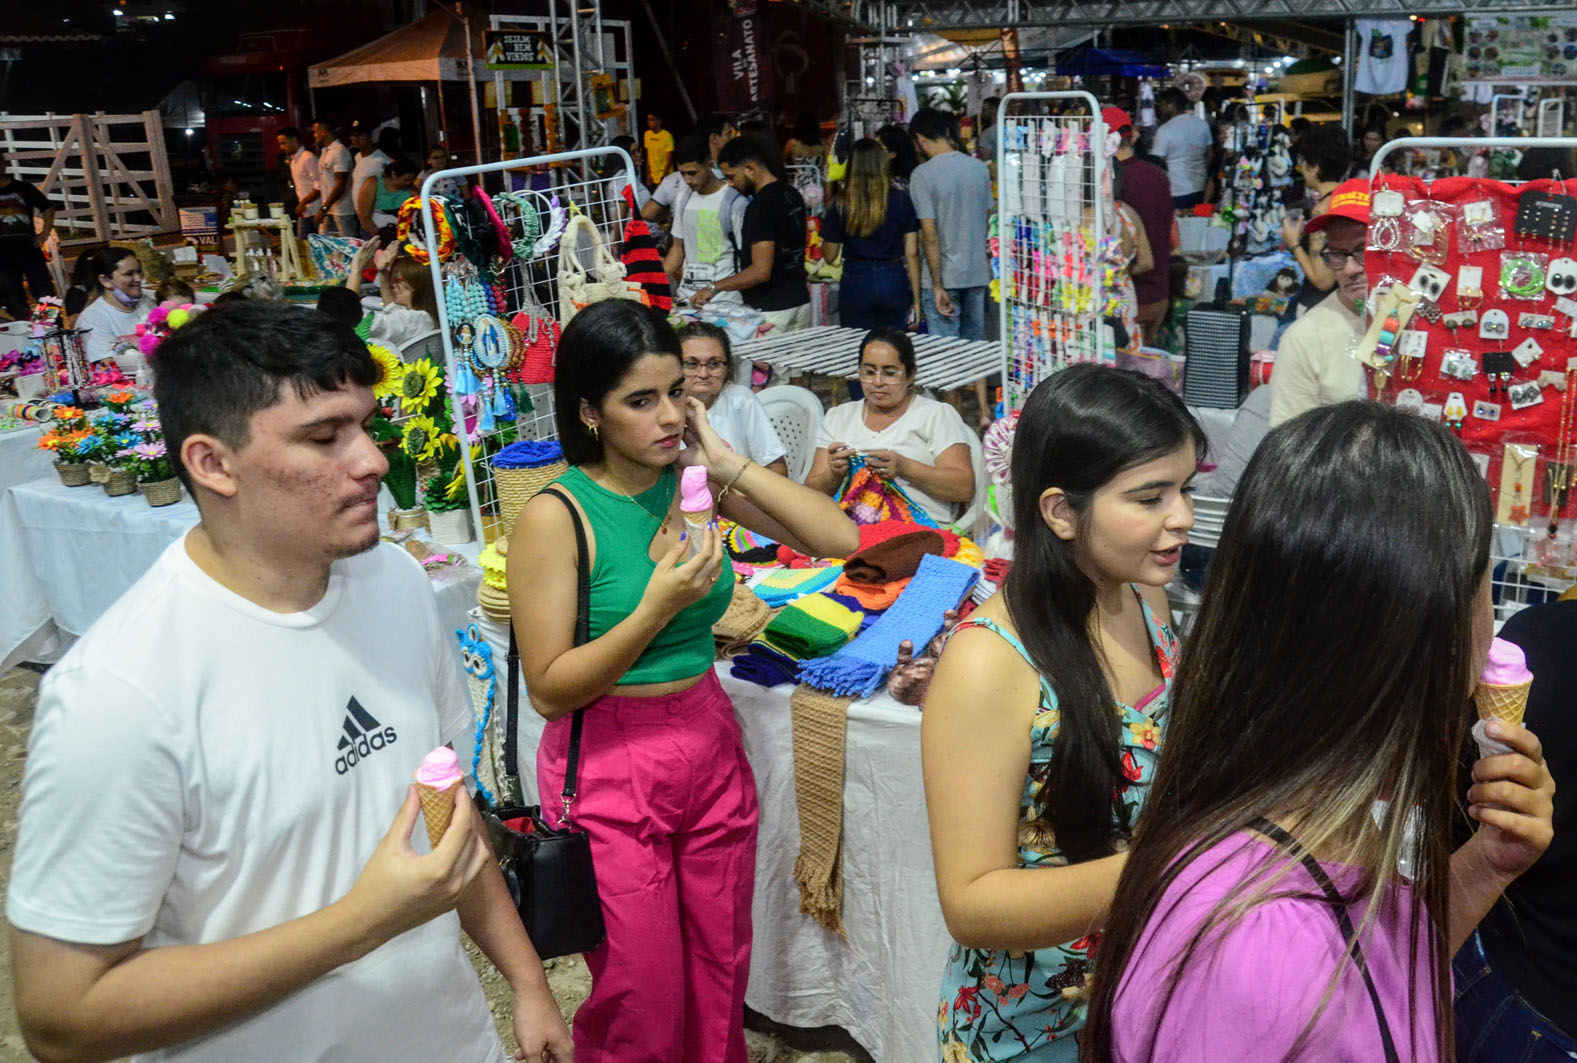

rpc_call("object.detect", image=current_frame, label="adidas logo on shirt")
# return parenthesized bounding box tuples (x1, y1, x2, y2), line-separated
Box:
(334, 696, 398, 775)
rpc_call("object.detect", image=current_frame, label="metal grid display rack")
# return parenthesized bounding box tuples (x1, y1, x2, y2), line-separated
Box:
(417, 145, 637, 542)
(996, 90, 1105, 414)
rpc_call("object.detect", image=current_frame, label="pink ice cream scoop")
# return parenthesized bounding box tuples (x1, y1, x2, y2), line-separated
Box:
(415, 746, 463, 789)
(414, 746, 464, 847)
(680, 465, 714, 513)
(1480, 638, 1533, 686)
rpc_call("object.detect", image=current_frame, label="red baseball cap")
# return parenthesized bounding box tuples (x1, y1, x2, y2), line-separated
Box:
(1101, 106, 1133, 132)
(1304, 178, 1371, 234)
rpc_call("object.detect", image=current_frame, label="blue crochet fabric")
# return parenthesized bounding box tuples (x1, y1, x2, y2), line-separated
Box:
(491, 439, 563, 470)
(797, 553, 978, 697)
(730, 643, 802, 688)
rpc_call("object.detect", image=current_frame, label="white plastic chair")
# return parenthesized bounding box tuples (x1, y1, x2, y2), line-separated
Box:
(756, 384, 824, 483)
(950, 430, 988, 536)
(1188, 494, 1232, 550)
(397, 328, 445, 364)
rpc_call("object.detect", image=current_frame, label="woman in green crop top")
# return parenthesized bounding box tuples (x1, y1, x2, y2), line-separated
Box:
(507, 300, 857, 1063)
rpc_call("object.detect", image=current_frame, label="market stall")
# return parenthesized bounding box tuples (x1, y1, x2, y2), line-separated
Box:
(1362, 135, 1577, 618)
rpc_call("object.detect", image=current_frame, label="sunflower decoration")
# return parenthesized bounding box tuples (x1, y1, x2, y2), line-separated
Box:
(396, 357, 443, 414)
(401, 415, 441, 463)
(367, 343, 402, 400)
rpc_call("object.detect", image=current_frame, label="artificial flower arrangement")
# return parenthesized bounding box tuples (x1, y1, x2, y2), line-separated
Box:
(369, 351, 460, 522)
(36, 406, 94, 484)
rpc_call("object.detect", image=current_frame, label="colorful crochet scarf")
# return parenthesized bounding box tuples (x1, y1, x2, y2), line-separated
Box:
(754, 565, 843, 608)
(835, 454, 939, 528)
(762, 593, 863, 660)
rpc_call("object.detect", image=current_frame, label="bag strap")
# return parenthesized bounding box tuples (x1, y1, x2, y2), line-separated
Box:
(1250, 818, 1401, 1063)
(557, 213, 598, 277)
(504, 486, 590, 825)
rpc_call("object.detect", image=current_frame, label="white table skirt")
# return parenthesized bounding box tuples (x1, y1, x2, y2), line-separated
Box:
(496, 647, 949, 1063)
(0, 477, 482, 676)
(0, 424, 52, 497)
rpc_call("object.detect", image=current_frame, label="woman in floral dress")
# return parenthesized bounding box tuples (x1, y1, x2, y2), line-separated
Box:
(922, 364, 1204, 1061)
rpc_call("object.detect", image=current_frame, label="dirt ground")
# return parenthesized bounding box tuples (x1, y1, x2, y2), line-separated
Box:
(0, 666, 866, 1063)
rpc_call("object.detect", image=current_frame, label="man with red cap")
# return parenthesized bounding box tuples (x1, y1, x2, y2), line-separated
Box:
(1106, 105, 1173, 346)
(1269, 177, 1371, 426)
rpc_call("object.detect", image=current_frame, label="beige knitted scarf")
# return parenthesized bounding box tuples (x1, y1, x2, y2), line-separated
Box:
(790, 683, 854, 936)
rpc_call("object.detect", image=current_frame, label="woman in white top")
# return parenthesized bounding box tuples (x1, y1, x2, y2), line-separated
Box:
(806, 327, 976, 525)
(74, 247, 156, 367)
(343, 237, 439, 351)
(676, 321, 789, 476)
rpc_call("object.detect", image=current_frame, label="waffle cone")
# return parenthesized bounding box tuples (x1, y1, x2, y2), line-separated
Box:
(417, 781, 463, 848)
(1476, 680, 1530, 725)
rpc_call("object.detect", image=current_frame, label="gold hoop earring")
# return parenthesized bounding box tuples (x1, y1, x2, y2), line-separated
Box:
(586, 423, 599, 442)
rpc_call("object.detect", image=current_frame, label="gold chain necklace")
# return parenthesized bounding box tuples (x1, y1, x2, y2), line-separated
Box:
(593, 469, 671, 534)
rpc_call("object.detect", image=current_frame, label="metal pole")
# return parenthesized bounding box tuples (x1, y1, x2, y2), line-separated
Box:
(460, 4, 486, 166)
(1341, 19, 1355, 132)
(639, 0, 697, 124)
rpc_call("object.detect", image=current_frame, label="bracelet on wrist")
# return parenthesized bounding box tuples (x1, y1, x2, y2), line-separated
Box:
(716, 459, 752, 506)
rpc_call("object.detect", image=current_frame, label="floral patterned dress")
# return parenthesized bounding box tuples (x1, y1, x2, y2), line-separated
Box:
(937, 591, 1178, 1063)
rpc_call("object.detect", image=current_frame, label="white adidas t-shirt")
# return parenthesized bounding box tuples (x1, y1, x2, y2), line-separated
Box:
(8, 536, 504, 1063)
(816, 393, 975, 524)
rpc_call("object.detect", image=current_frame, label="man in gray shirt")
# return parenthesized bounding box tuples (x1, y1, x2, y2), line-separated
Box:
(909, 107, 993, 346)
(1151, 87, 1213, 209)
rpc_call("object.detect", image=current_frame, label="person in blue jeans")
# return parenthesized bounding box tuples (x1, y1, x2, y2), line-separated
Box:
(1453, 597, 1577, 1062)
(909, 107, 993, 421)
(820, 138, 921, 332)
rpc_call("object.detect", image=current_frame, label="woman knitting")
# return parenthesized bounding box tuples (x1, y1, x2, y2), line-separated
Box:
(923, 365, 1202, 1061)
(805, 328, 976, 526)
(508, 300, 857, 1063)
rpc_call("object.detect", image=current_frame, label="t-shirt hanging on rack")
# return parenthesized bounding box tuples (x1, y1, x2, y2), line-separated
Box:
(1355, 19, 1413, 96)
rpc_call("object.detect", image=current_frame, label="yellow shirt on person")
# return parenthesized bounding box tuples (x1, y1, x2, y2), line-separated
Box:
(644, 129, 675, 184)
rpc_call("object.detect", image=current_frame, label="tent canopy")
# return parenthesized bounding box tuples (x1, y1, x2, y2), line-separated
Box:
(308, 8, 485, 88)
(1055, 45, 1169, 79)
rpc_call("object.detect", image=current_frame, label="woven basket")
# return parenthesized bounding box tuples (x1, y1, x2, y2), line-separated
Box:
(55, 461, 91, 487)
(139, 478, 182, 507)
(495, 459, 567, 535)
(104, 467, 137, 497)
(389, 506, 430, 532)
(427, 506, 473, 546)
(87, 461, 110, 484)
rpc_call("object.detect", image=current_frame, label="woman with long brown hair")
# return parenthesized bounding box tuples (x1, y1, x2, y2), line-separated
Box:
(1081, 401, 1555, 1062)
(820, 138, 922, 331)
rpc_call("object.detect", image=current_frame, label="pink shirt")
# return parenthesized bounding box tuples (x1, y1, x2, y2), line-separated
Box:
(1111, 834, 1440, 1062)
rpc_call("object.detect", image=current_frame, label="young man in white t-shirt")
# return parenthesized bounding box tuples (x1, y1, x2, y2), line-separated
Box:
(313, 118, 356, 236)
(663, 135, 746, 305)
(7, 301, 571, 1063)
(1150, 87, 1214, 209)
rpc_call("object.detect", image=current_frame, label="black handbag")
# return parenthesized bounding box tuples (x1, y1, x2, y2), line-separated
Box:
(478, 488, 606, 960)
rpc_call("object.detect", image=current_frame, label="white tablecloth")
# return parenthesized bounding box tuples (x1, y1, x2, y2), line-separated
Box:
(0, 477, 482, 675)
(0, 423, 51, 497)
(496, 648, 948, 1063)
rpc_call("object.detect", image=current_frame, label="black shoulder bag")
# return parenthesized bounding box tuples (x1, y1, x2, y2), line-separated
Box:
(1251, 818, 1401, 1063)
(477, 488, 606, 960)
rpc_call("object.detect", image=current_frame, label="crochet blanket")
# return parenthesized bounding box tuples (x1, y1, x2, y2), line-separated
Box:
(798, 553, 979, 697)
(836, 454, 940, 528)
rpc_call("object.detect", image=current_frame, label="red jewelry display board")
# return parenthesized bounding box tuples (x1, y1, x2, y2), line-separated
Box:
(1368, 173, 1577, 528)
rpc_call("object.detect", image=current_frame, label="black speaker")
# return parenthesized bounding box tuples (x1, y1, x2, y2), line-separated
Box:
(1182, 307, 1250, 409)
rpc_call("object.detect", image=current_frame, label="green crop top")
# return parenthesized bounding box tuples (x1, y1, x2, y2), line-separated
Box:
(554, 465, 734, 685)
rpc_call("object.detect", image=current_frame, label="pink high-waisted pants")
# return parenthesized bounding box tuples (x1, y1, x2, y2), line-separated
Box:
(537, 669, 759, 1063)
